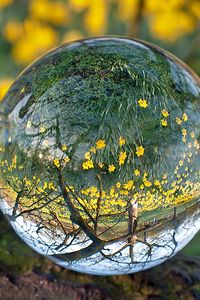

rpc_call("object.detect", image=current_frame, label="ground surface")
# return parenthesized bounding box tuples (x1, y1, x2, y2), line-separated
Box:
(1, 212, 200, 300)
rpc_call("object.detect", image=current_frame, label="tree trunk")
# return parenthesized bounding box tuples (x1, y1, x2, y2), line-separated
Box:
(0, 211, 200, 300)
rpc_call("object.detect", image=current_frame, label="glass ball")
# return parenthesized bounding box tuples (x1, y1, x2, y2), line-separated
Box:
(0, 37, 199, 275)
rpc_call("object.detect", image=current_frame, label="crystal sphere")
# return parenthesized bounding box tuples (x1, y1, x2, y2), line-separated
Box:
(0, 37, 200, 275)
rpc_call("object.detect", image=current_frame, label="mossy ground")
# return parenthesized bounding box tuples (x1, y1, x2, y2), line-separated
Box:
(1, 211, 200, 300)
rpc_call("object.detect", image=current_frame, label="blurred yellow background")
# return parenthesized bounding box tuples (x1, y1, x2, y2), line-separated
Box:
(0, 0, 200, 101)
(0, 0, 200, 256)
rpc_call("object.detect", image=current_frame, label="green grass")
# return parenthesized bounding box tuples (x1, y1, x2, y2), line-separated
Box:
(182, 232, 200, 256)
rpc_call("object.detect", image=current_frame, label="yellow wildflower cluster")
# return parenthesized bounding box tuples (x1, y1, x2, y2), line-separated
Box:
(143, 172, 152, 187)
(116, 0, 139, 22)
(84, 0, 107, 35)
(0, 0, 199, 76)
(77, 163, 199, 216)
(145, 0, 197, 42)
(12, 20, 58, 65)
(3, 21, 23, 43)
(29, 0, 68, 26)
(123, 180, 135, 190)
(150, 11, 195, 42)
(0, 0, 13, 8)
(0, 127, 199, 224)
(53, 158, 60, 168)
(82, 159, 94, 170)
(176, 112, 188, 125)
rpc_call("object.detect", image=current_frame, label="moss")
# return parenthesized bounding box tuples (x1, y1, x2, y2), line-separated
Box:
(0, 215, 42, 274)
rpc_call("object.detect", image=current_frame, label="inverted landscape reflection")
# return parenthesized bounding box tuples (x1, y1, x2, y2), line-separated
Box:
(0, 37, 199, 275)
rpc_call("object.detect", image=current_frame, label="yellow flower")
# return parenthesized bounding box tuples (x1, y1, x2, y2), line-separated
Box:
(25, 179, 31, 186)
(123, 180, 135, 190)
(162, 174, 168, 180)
(98, 162, 104, 168)
(84, 0, 107, 35)
(26, 120, 32, 128)
(149, 11, 195, 42)
(53, 158, 60, 168)
(63, 156, 70, 163)
(0, 78, 13, 101)
(116, 182, 121, 188)
(108, 164, 116, 173)
(0, 0, 13, 8)
(190, 0, 200, 18)
(119, 136, 126, 147)
(96, 139, 106, 149)
(134, 169, 140, 176)
(144, 180, 152, 187)
(194, 140, 199, 150)
(82, 159, 94, 170)
(118, 151, 127, 166)
(182, 128, 187, 136)
(84, 151, 91, 160)
(117, 0, 139, 22)
(48, 182, 56, 190)
(190, 132, 195, 138)
(182, 137, 186, 143)
(143, 171, 148, 178)
(69, 0, 90, 12)
(29, 0, 68, 26)
(119, 189, 129, 195)
(4, 21, 23, 43)
(138, 98, 148, 108)
(39, 125, 46, 133)
(136, 145, 145, 157)
(43, 182, 48, 190)
(61, 144, 67, 151)
(90, 146, 97, 153)
(12, 21, 58, 65)
(179, 160, 184, 166)
(182, 113, 188, 122)
(154, 180, 161, 186)
(176, 117, 182, 125)
(161, 119, 168, 127)
(12, 155, 17, 164)
(161, 109, 169, 117)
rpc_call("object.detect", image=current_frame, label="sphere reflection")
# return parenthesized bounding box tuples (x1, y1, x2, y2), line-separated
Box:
(0, 37, 199, 275)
